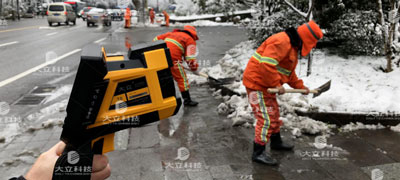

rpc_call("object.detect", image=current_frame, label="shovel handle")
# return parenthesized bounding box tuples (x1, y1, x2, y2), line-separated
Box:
(267, 88, 319, 94)
(182, 66, 209, 78)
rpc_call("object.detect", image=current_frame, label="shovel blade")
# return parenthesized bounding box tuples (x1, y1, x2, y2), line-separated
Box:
(313, 80, 331, 98)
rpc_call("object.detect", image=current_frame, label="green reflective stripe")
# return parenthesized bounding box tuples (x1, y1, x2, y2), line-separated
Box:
(252, 52, 278, 66)
(177, 63, 189, 91)
(185, 56, 196, 60)
(257, 91, 270, 143)
(165, 38, 184, 53)
(276, 65, 291, 76)
(306, 23, 320, 40)
(153, 37, 158, 41)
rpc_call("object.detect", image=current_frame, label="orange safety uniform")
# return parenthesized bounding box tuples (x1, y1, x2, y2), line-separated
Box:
(154, 25, 199, 92)
(125, 8, 131, 28)
(163, 11, 170, 27)
(149, 9, 155, 24)
(243, 21, 323, 145)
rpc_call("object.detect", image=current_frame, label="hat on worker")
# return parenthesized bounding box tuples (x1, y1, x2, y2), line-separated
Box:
(184, 25, 199, 40)
(297, 20, 323, 57)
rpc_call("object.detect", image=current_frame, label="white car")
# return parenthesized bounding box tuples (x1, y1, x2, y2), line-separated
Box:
(47, 3, 76, 26)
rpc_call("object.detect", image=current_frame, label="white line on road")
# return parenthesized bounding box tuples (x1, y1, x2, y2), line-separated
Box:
(46, 32, 58, 36)
(0, 41, 19, 48)
(94, 37, 107, 43)
(0, 49, 81, 88)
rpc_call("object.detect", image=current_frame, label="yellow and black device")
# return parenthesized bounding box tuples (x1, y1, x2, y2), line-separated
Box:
(53, 41, 181, 180)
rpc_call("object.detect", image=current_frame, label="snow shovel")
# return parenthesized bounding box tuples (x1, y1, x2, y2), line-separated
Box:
(183, 67, 239, 96)
(267, 80, 331, 98)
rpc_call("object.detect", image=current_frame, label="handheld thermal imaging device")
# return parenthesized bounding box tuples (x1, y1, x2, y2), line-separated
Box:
(53, 41, 181, 180)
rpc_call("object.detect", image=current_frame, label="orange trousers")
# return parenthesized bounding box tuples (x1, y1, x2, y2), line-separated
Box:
(171, 61, 189, 92)
(246, 88, 282, 145)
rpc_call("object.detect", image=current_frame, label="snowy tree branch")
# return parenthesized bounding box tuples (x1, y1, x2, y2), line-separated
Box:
(283, 0, 307, 18)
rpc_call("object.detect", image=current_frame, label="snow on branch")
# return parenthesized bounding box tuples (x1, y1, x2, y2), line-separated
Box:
(284, 0, 307, 18)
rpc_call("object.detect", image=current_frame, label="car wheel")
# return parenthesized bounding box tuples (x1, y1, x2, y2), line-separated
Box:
(73, 20, 76, 25)
(48, 22, 52, 26)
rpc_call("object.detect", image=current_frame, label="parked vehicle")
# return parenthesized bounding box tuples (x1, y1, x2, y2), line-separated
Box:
(47, 3, 76, 26)
(109, 9, 123, 21)
(86, 8, 111, 27)
(24, 8, 35, 18)
(81, 7, 92, 21)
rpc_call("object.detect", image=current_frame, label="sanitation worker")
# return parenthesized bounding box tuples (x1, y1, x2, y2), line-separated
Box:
(153, 25, 199, 106)
(162, 10, 170, 27)
(243, 20, 323, 165)
(124, 8, 131, 28)
(149, 8, 155, 24)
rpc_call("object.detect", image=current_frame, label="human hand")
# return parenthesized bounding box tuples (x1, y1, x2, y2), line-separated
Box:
(276, 86, 285, 95)
(302, 87, 310, 95)
(25, 141, 111, 180)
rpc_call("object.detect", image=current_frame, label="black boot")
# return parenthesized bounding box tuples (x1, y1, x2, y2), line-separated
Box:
(252, 142, 278, 166)
(181, 91, 198, 106)
(270, 132, 294, 151)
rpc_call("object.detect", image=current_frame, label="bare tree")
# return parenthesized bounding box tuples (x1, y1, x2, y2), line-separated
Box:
(376, 0, 400, 72)
(283, 0, 315, 76)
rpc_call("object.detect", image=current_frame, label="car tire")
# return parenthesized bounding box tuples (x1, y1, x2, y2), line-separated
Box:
(48, 22, 52, 26)
(73, 20, 76, 25)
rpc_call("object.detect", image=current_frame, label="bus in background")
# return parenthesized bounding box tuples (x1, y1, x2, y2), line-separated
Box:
(64, 0, 86, 17)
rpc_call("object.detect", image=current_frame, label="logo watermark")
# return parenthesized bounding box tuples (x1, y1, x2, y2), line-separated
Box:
(34, 51, 70, 75)
(366, 111, 400, 121)
(54, 151, 91, 176)
(0, 102, 22, 124)
(67, 151, 80, 165)
(296, 136, 347, 161)
(371, 168, 384, 180)
(164, 147, 203, 171)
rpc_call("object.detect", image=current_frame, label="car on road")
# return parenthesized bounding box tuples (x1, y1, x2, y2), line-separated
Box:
(109, 9, 123, 21)
(47, 3, 76, 26)
(86, 8, 111, 27)
(80, 7, 92, 21)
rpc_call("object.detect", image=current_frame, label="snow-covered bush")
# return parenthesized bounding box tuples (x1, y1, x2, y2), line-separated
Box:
(174, 0, 199, 16)
(245, 10, 305, 46)
(328, 11, 384, 55)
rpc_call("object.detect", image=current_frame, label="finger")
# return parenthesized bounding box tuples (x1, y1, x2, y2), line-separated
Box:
(47, 141, 66, 156)
(91, 164, 111, 180)
(92, 155, 109, 172)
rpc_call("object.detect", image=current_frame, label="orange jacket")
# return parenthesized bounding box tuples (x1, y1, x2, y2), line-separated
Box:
(163, 11, 169, 21)
(154, 31, 199, 71)
(149, 9, 155, 18)
(243, 32, 305, 90)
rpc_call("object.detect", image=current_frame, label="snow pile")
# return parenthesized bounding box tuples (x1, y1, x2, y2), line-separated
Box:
(390, 124, 400, 132)
(206, 40, 400, 134)
(172, 20, 234, 27)
(174, 0, 199, 16)
(170, 9, 256, 21)
(340, 122, 385, 132)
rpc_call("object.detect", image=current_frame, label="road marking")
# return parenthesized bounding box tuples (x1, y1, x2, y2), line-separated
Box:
(0, 26, 39, 33)
(94, 37, 107, 43)
(48, 70, 76, 84)
(0, 41, 19, 48)
(46, 32, 58, 36)
(0, 49, 81, 88)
